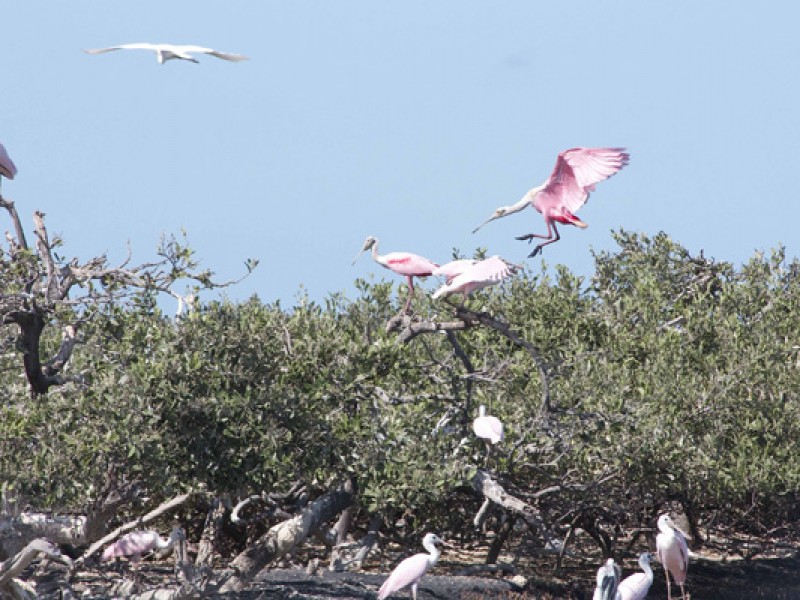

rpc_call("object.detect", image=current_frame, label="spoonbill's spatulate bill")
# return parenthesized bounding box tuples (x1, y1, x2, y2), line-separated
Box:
(352, 235, 438, 314)
(473, 147, 629, 257)
(84, 43, 248, 64)
(378, 533, 444, 600)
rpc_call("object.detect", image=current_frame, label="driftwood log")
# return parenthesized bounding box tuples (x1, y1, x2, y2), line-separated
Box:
(219, 483, 355, 593)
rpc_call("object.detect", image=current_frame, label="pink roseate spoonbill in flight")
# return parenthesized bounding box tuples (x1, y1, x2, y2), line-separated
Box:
(593, 558, 622, 600)
(617, 552, 654, 600)
(656, 513, 690, 600)
(473, 147, 630, 257)
(378, 532, 444, 599)
(84, 43, 248, 64)
(353, 236, 438, 314)
(432, 255, 518, 302)
(472, 404, 503, 445)
(0, 141, 17, 189)
(102, 526, 185, 568)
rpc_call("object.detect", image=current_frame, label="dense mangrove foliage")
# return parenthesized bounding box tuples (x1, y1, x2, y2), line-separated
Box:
(3, 229, 800, 563)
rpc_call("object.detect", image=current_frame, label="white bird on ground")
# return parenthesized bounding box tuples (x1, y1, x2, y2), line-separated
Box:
(656, 513, 690, 600)
(617, 552, 654, 600)
(472, 404, 503, 445)
(84, 43, 248, 64)
(593, 557, 622, 600)
(432, 256, 517, 302)
(378, 533, 444, 599)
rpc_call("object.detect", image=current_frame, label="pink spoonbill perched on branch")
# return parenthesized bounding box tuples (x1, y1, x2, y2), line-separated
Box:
(0, 141, 17, 189)
(84, 43, 248, 64)
(472, 404, 503, 445)
(656, 513, 690, 600)
(353, 236, 438, 314)
(431, 256, 518, 302)
(593, 558, 622, 600)
(102, 526, 185, 567)
(617, 552, 653, 600)
(378, 532, 444, 599)
(473, 147, 629, 257)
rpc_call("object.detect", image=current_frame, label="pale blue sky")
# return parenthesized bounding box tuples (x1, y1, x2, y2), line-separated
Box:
(3, 2, 798, 307)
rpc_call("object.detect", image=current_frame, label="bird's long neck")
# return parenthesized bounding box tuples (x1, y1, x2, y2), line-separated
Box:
(508, 186, 543, 215)
(423, 540, 441, 567)
(640, 557, 653, 582)
(478, 405, 486, 417)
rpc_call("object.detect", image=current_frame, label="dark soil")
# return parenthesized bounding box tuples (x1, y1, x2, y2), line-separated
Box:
(55, 552, 800, 599)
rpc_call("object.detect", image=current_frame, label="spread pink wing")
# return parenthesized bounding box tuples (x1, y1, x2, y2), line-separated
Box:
(379, 554, 429, 598)
(462, 256, 516, 286)
(433, 259, 477, 282)
(433, 256, 517, 298)
(536, 147, 629, 214)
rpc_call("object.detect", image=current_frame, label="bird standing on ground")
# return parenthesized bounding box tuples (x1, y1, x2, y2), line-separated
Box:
(472, 404, 503, 445)
(617, 552, 654, 600)
(656, 513, 689, 600)
(0, 141, 17, 186)
(101, 527, 185, 567)
(84, 43, 248, 64)
(593, 557, 622, 600)
(378, 532, 444, 599)
(431, 256, 517, 302)
(352, 236, 438, 314)
(473, 147, 629, 257)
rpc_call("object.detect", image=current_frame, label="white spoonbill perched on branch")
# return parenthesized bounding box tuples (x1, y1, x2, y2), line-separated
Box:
(102, 527, 184, 566)
(84, 43, 249, 64)
(353, 236, 438, 314)
(656, 513, 690, 600)
(593, 557, 622, 600)
(378, 532, 444, 599)
(473, 147, 630, 257)
(472, 404, 503, 445)
(617, 552, 654, 600)
(0, 141, 17, 185)
(432, 255, 518, 302)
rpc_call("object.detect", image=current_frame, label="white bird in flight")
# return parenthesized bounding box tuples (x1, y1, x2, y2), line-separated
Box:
(84, 43, 248, 64)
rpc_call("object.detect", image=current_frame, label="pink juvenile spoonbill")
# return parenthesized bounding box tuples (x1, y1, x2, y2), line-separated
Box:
(431, 256, 518, 302)
(84, 43, 248, 64)
(472, 404, 503, 445)
(353, 236, 438, 314)
(617, 552, 654, 600)
(656, 513, 689, 600)
(473, 147, 630, 257)
(0, 141, 17, 188)
(593, 558, 622, 600)
(102, 527, 185, 567)
(378, 532, 444, 599)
